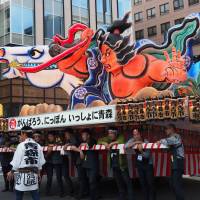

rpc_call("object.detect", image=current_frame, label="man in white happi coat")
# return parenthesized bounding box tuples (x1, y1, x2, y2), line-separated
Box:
(7, 126, 45, 200)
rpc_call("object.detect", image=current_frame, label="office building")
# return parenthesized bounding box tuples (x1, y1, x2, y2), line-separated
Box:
(133, 0, 200, 55)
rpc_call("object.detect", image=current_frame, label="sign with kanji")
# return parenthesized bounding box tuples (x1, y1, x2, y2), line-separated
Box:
(8, 105, 116, 131)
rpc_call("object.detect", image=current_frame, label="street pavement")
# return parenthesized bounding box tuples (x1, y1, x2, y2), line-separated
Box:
(0, 173, 200, 200)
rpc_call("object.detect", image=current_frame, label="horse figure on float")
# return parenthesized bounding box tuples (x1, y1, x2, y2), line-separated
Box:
(0, 23, 94, 95)
(1, 13, 200, 109)
(0, 45, 82, 95)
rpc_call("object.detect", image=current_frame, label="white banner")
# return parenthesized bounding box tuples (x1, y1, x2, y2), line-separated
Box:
(8, 105, 117, 131)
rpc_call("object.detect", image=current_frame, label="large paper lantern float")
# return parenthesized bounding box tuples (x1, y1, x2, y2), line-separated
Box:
(0, 13, 200, 114)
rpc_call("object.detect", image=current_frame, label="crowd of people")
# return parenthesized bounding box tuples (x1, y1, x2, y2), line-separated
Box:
(0, 124, 185, 200)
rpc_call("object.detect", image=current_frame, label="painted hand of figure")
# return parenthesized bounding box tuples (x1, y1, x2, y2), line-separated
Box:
(163, 47, 187, 83)
(81, 28, 94, 41)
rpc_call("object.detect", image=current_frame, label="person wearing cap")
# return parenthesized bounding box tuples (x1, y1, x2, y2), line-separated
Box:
(157, 124, 185, 200)
(45, 132, 65, 197)
(98, 127, 134, 200)
(125, 128, 156, 200)
(7, 126, 45, 200)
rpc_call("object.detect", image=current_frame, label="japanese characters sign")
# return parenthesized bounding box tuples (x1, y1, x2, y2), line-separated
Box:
(116, 97, 188, 122)
(8, 105, 116, 131)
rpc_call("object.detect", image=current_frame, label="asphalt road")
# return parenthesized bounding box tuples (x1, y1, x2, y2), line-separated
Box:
(0, 174, 200, 200)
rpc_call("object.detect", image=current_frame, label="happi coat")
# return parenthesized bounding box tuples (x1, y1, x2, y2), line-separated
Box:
(10, 138, 45, 191)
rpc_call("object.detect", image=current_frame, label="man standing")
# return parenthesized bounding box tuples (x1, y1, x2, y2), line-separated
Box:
(7, 126, 45, 200)
(45, 132, 64, 197)
(62, 128, 78, 196)
(125, 128, 156, 200)
(78, 129, 99, 200)
(157, 124, 185, 200)
(33, 132, 44, 146)
(98, 127, 134, 200)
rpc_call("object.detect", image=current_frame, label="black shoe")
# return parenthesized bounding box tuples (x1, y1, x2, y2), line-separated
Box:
(2, 189, 9, 192)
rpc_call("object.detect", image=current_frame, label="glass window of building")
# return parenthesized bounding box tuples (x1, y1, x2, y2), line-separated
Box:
(133, 0, 142, 5)
(161, 22, 171, 34)
(0, 0, 10, 46)
(44, 0, 64, 44)
(175, 18, 184, 25)
(96, 0, 112, 29)
(160, 3, 169, 15)
(173, 0, 184, 10)
(117, 0, 131, 18)
(135, 29, 144, 40)
(188, 0, 199, 5)
(146, 7, 156, 19)
(134, 12, 143, 23)
(72, 0, 89, 26)
(148, 26, 157, 37)
(10, 0, 34, 45)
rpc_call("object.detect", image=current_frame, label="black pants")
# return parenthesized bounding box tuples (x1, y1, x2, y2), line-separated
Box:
(77, 165, 98, 200)
(137, 164, 156, 200)
(16, 190, 40, 200)
(46, 163, 64, 195)
(2, 164, 14, 191)
(171, 169, 184, 200)
(113, 167, 134, 200)
(62, 159, 73, 194)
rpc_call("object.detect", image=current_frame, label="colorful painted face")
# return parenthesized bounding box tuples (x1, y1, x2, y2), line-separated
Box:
(100, 44, 121, 73)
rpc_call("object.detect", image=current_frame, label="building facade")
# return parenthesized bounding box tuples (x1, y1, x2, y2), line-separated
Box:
(0, 0, 133, 117)
(0, 0, 133, 46)
(133, 0, 200, 55)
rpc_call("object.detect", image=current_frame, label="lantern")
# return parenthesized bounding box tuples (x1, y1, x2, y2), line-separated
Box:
(170, 97, 178, 120)
(157, 98, 164, 120)
(138, 101, 146, 121)
(164, 97, 171, 119)
(151, 98, 158, 120)
(145, 99, 153, 120)
(177, 97, 186, 119)
(188, 96, 199, 121)
(0, 104, 3, 117)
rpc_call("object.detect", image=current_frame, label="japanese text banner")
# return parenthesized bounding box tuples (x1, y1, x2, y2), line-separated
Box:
(8, 105, 116, 131)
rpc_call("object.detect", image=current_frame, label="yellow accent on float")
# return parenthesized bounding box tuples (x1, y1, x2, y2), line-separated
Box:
(0, 104, 3, 117)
